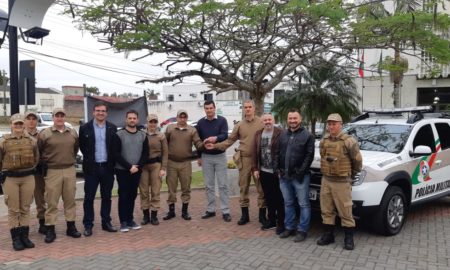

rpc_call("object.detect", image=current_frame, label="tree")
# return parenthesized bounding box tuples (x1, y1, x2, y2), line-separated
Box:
(0, 70, 8, 86)
(145, 89, 160, 100)
(272, 56, 360, 136)
(64, 0, 450, 114)
(85, 86, 100, 95)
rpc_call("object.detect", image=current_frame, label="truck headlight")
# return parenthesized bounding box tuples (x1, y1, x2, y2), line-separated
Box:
(352, 170, 366, 186)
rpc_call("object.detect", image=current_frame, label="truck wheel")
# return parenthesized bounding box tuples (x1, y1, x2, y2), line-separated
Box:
(373, 186, 407, 236)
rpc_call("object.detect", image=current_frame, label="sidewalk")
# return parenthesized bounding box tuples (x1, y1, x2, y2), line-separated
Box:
(1, 188, 450, 269)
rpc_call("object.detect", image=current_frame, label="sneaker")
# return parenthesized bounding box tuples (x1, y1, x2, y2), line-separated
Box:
(293, 231, 307, 242)
(128, 221, 141, 230)
(120, 222, 129, 232)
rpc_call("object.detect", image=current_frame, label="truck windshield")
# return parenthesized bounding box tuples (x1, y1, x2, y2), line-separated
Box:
(343, 124, 411, 154)
(40, 114, 52, 121)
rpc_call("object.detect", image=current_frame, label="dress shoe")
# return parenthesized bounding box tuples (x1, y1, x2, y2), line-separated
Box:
(201, 211, 216, 219)
(66, 221, 81, 238)
(222, 213, 232, 222)
(279, 230, 296, 239)
(102, 222, 117, 232)
(83, 227, 93, 237)
(293, 231, 307, 242)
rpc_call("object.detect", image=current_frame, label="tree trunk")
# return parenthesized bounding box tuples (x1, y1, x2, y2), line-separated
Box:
(251, 92, 265, 117)
(392, 45, 402, 108)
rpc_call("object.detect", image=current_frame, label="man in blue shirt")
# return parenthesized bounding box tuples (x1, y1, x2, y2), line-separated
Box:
(79, 101, 118, 236)
(196, 101, 231, 222)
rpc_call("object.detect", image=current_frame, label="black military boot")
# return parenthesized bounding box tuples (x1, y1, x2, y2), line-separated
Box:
(45, 225, 56, 243)
(163, 204, 176, 220)
(343, 227, 355, 250)
(150, 210, 159, 225)
(20, 226, 35, 249)
(141, 209, 150, 225)
(317, 224, 335, 246)
(38, 219, 47, 235)
(237, 207, 249, 225)
(259, 208, 268, 225)
(10, 228, 25, 251)
(66, 221, 82, 238)
(181, 203, 192, 220)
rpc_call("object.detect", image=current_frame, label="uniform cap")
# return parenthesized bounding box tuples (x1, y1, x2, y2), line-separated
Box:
(147, 114, 158, 122)
(177, 109, 188, 117)
(327, 113, 343, 122)
(10, 113, 24, 124)
(25, 111, 38, 119)
(52, 108, 66, 116)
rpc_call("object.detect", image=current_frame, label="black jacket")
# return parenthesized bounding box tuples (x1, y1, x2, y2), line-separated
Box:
(276, 126, 315, 180)
(79, 120, 118, 174)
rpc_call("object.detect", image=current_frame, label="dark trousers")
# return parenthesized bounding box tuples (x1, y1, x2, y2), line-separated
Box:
(116, 169, 141, 223)
(82, 166, 115, 228)
(260, 170, 285, 227)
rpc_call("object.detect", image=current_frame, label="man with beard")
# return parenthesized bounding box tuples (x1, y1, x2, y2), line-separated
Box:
(113, 110, 149, 232)
(276, 109, 315, 242)
(252, 113, 285, 234)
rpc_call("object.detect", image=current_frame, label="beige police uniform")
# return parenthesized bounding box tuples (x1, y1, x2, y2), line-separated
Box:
(319, 131, 362, 228)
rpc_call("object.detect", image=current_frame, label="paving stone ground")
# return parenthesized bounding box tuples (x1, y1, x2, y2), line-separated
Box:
(0, 188, 449, 270)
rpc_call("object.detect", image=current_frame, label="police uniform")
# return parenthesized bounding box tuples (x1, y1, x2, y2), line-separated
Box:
(37, 108, 81, 243)
(317, 113, 362, 250)
(0, 114, 39, 251)
(139, 114, 168, 225)
(25, 111, 47, 234)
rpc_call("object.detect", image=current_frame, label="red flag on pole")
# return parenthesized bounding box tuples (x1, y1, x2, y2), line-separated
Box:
(358, 50, 364, 78)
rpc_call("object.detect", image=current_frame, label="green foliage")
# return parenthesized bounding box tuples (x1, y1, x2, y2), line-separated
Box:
(64, 0, 450, 112)
(272, 56, 360, 135)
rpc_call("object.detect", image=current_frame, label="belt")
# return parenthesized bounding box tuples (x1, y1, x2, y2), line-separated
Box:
(95, 162, 108, 167)
(4, 169, 36, 177)
(147, 157, 162, 164)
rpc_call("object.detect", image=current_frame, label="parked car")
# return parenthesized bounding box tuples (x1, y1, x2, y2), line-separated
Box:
(309, 106, 450, 236)
(36, 112, 73, 131)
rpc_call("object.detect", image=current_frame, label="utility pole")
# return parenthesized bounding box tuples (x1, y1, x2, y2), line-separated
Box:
(8, 0, 19, 115)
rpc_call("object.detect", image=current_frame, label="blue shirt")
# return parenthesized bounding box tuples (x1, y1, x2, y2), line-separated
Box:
(196, 115, 228, 155)
(93, 121, 107, 162)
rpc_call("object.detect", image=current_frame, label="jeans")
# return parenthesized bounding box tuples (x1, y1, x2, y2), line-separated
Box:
(82, 166, 115, 228)
(116, 169, 141, 223)
(202, 153, 230, 214)
(279, 174, 311, 233)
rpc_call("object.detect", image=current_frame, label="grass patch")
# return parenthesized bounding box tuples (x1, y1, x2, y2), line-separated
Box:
(108, 171, 204, 197)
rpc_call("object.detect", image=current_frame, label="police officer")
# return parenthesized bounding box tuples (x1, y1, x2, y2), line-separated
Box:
(0, 114, 39, 251)
(38, 108, 81, 243)
(24, 111, 47, 235)
(139, 114, 168, 225)
(317, 113, 362, 250)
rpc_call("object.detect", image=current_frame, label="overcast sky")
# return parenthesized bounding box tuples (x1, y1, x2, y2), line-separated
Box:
(0, 2, 201, 95)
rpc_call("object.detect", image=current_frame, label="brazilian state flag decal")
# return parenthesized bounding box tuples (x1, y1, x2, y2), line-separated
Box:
(412, 139, 441, 185)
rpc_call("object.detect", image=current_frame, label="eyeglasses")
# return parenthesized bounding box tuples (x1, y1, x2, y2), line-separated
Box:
(95, 110, 107, 113)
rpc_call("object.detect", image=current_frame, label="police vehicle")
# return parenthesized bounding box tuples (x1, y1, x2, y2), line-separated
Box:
(309, 106, 450, 235)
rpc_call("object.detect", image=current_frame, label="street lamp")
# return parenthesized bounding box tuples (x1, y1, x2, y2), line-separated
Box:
(2, 0, 54, 114)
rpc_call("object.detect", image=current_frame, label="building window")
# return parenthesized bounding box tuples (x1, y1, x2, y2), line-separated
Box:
(0, 98, 10, 103)
(40, 99, 54, 107)
(167, 94, 174, 101)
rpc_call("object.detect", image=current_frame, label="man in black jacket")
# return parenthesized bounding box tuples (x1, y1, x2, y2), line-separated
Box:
(79, 101, 118, 236)
(276, 109, 315, 242)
